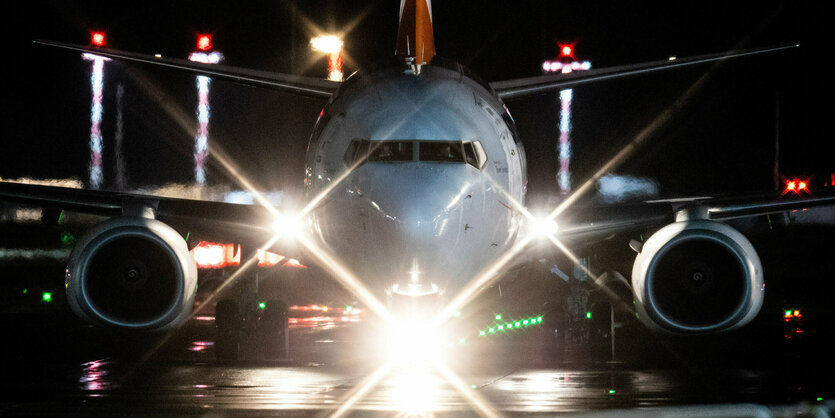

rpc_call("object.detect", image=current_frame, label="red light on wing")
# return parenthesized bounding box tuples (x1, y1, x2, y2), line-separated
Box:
(91, 32, 106, 47)
(798, 181, 807, 190)
(786, 180, 797, 192)
(196, 34, 213, 51)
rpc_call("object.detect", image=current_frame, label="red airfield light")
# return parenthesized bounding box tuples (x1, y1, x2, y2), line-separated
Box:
(192, 241, 240, 269)
(90, 31, 106, 47)
(783, 178, 811, 195)
(196, 34, 213, 51)
(559, 43, 575, 58)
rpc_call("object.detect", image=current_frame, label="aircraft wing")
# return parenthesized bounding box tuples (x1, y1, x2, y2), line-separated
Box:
(551, 189, 835, 243)
(490, 44, 798, 100)
(4, 180, 834, 248)
(0, 181, 282, 249)
(33, 40, 340, 99)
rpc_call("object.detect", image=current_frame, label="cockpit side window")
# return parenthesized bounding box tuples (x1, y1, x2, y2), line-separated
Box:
(344, 139, 369, 166)
(463, 140, 487, 170)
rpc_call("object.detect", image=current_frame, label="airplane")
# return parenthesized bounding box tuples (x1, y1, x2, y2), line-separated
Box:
(1, 0, 833, 360)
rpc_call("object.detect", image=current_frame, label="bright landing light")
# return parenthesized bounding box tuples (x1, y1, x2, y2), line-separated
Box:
(531, 216, 559, 238)
(272, 213, 304, 238)
(392, 369, 438, 415)
(386, 319, 444, 366)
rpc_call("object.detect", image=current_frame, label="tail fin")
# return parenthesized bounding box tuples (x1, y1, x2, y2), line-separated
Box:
(396, 0, 435, 65)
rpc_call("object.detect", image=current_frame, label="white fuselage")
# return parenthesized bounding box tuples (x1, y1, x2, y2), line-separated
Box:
(304, 63, 527, 299)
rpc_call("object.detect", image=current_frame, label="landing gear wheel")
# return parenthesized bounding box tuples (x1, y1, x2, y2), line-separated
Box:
(215, 299, 241, 361)
(261, 299, 289, 360)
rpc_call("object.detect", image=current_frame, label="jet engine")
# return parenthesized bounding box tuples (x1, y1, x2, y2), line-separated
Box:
(65, 217, 197, 331)
(631, 220, 763, 334)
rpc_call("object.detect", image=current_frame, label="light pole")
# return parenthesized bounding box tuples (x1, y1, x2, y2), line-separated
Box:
(188, 34, 224, 186)
(82, 31, 110, 190)
(542, 44, 591, 195)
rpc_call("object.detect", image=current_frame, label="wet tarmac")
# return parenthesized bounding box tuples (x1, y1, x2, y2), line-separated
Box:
(1, 219, 834, 416)
(1, 309, 833, 417)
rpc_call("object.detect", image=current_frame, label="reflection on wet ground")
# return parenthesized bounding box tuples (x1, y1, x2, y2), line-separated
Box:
(1, 311, 832, 417)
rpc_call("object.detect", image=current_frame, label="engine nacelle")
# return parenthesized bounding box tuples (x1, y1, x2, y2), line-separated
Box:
(66, 217, 197, 331)
(631, 220, 763, 334)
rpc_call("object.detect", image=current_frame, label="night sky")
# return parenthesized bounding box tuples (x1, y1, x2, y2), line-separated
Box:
(3, 1, 832, 204)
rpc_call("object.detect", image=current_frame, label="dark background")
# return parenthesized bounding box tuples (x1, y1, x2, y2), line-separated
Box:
(1, 3, 834, 408)
(2, 1, 832, 203)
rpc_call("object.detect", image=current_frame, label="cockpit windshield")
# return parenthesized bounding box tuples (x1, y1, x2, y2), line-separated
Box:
(344, 140, 486, 169)
(418, 142, 464, 163)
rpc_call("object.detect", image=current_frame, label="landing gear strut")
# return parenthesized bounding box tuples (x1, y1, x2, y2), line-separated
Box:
(214, 299, 240, 361)
(213, 263, 289, 361)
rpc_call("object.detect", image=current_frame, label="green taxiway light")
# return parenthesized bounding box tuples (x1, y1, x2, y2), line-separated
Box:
(817, 397, 824, 402)
(453, 311, 462, 318)
(345, 305, 353, 312)
(785, 310, 792, 317)
(497, 325, 504, 331)
(60, 232, 76, 246)
(459, 338, 466, 344)
(495, 314, 502, 321)
(586, 312, 592, 319)
(537, 316, 543, 323)
(609, 389, 616, 394)
(489, 328, 495, 333)
(42, 292, 52, 302)
(471, 384, 477, 389)
(479, 330, 486, 336)
(515, 321, 521, 327)
(523, 319, 529, 326)
(258, 302, 266, 309)
(23, 288, 28, 295)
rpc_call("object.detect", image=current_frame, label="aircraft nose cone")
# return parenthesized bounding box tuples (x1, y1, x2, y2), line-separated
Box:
(364, 163, 469, 237)
(350, 163, 471, 286)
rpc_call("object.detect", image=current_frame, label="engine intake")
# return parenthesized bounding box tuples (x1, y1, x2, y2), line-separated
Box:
(66, 217, 197, 331)
(631, 220, 763, 334)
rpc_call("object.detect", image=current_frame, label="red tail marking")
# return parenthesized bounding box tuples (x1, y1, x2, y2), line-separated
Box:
(396, 0, 435, 64)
